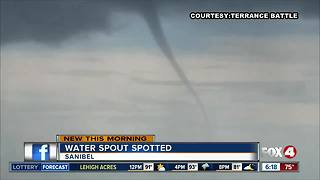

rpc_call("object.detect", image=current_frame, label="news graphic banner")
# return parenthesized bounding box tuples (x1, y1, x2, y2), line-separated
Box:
(58, 142, 258, 161)
(24, 142, 258, 161)
(10, 134, 299, 172)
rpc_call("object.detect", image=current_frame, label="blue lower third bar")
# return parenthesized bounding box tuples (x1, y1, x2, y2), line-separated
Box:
(58, 142, 259, 161)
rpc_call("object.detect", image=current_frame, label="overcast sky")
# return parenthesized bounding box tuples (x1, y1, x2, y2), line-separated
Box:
(1, 0, 319, 180)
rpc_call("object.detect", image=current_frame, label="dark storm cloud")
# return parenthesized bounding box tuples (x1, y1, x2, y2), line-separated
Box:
(0, 0, 143, 43)
(1, 0, 318, 44)
(1, 0, 110, 43)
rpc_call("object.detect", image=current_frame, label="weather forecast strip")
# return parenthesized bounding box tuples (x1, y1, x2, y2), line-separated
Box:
(56, 142, 259, 161)
(9, 162, 259, 172)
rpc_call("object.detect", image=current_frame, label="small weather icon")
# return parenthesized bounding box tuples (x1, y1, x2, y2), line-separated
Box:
(201, 163, 209, 170)
(243, 164, 255, 171)
(157, 164, 166, 171)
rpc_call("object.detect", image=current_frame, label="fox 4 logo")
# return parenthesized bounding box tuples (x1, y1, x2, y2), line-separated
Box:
(262, 145, 297, 159)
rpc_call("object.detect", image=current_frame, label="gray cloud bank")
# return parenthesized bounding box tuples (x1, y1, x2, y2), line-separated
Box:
(1, 0, 319, 44)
